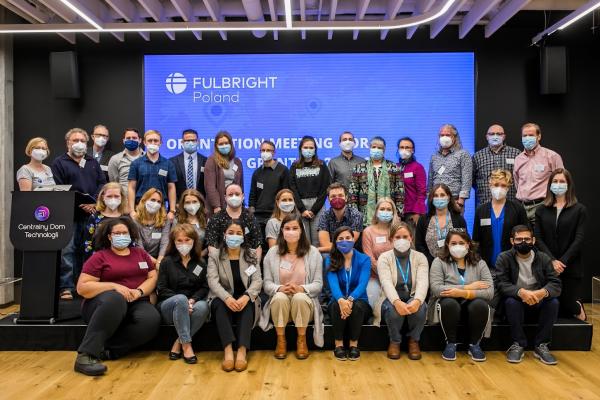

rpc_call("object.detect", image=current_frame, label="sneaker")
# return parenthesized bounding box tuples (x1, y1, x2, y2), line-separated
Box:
(534, 343, 558, 365)
(333, 346, 347, 361)
(506, 342, 525, 363)
(348, 347, 360, 361)
(442, 343, 457, 361)
(468, 344, 486, 362)
(74, 353, 107, 376)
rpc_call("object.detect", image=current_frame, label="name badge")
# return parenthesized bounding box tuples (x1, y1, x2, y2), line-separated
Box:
(158, 169, 168, 177)
(404, 172, 414, 178)
(101, 165, 109, 172)
(193, 265, 203, 276)
(534, 164, 545, 173)
(437, 166, 445, 175)
(375, 236, 387, 244)
(79, 159, 86, 168)
(257, 182, 264, 189)
(437, 239, 445, 248)
(200, 166, 205, 173)
(151, 232, 162, 239)
(280, 261, 292, 270)
(480, 218, 492, 226)
(232, 164, 239, 172)
(245, 227, 250, 235)
(245, 265, 257, 276)
(139, 262, 149, 269)
(506, 158, 515, 165)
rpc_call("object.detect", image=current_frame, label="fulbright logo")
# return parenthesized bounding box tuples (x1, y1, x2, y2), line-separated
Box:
(34, 206, 50, 222)
(165, 72, 187, 94)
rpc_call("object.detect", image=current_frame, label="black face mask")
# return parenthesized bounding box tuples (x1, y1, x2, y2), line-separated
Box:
(514, 242, 534, 255)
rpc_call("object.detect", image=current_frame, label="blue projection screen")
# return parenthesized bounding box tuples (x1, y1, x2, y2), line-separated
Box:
(144, 53, 475, 225)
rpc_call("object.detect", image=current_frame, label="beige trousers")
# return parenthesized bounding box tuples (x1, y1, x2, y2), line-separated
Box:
(270, 292, 314, 328)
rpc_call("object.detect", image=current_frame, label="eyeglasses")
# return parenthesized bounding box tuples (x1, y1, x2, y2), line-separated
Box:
(487, 132, 505, 135)
(513, 237, 533, 244)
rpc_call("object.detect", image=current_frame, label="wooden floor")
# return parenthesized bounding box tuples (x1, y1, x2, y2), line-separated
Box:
(0, 304, 598, 400)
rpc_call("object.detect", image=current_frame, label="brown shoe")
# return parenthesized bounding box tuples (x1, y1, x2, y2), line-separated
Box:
(275, 335, 287, 359)
(387, 342, 401, 359)
(234, 359, 248, 372)
(221, 359, 235, 372)
(408, 338, 422, 360)
(296, 335, 309, 359)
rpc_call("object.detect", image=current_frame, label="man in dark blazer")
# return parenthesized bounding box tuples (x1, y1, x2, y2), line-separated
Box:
(170, 129, 207, 200)
(88, 124, 114, 181)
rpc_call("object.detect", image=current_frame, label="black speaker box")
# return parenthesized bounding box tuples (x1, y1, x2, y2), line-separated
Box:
(540, 46, 567, 95)
(50, 51, 80, 99)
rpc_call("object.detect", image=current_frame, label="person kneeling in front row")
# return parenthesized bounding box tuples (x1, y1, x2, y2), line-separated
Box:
(74, 217, 160, 376)
(495, 224, 561, 365)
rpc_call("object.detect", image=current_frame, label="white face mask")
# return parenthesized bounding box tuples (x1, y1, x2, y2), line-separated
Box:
(340, 140, 355, 152)
(279, 201, 295, 213)
(184, 203, 200, 215)
(145, 200, 161, 214)
(176, 243, 193, 257)
(104, 198, 121, 211)
(439, 136, 453, 149)
(491, 187, 508, 201)
(71, 141, 87, 156)
(393, 238, 411, 253)
(226, 195, 242, 208)
(260, 151, 273, 162)
(399, 149, 412, 160)
(449, 244, 469, 259)
(146, 144, 159, 154)
(94, 137, 108, 147)
(31, 149, 48, 161)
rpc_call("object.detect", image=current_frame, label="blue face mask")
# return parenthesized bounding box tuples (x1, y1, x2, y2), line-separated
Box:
(522, 136, 537, 151)
(550, 183, 568, 196)
(217, 144, 231, 155)
(111, 234, 131, 249)
(370, 148, 384, 160)
(225, 234, 244, 249)
(123, 140, 139, 151)
(183, 141, 198, 154)
(336, 240, 354, 254)
(377, 210, 393, 223)
(301, 148, 315, 159)
(432, 197, 449, 210)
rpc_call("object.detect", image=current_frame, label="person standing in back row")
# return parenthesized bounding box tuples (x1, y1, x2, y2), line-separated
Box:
(328, 131, 365, 189)
(170, 129, 208, 200)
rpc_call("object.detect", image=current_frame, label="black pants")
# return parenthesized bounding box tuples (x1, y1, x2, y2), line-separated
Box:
(559, 276, 583, 317)
(504, 297, 559, 347)
(78, 290, 161, 359)
(211, 297, 254, 349)
(328, 300, 372, 342)
(439, 297, 490, 345)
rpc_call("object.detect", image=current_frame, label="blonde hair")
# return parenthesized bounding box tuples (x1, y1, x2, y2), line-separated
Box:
(176, 189, 207, 229)
(271, 189, 297, 220)
(25, 137, 50, 157)
(521, 122, 541, 135)
(96, 182, 127, 214)
(213, 130, 235, 169)
(370, 197, 398, 225)
(489, 169, 513, 186)
(144, 129, 161, 140)
(135, 188, 167, 228)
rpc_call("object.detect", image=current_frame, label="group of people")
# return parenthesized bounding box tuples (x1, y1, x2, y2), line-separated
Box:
(16, 122, 586, 377)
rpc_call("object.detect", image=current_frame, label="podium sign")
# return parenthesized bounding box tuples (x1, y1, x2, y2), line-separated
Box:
(10, 191, 76, 323)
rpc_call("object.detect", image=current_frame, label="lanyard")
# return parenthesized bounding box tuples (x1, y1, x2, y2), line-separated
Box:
(435, 211, 451, 240)
(395, 256, 411, 287)
(345, 265, 352, 296)
(453, 262, 466, 285)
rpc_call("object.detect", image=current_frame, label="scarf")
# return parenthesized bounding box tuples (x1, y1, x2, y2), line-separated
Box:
(365, 159, 391, 225)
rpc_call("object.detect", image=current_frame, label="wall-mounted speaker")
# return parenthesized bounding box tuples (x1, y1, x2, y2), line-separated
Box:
(540, 46, 567, 95)
(50, 51, 80, 99)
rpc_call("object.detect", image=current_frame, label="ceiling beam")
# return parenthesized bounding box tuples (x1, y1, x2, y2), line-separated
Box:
(267, 0, 278, 39)
(202, 0, 227, 40)
(327, 0, 338, 39)
(170, 0, 201, 39)
(300, 0, 306, 39)
(137, 0, 175, 40)
(459, 0, 502, 38)
(105, 0, 149, 40)
(380, 0, 405, 40)
(429, 0, 467, 38)
(241, 0, 266, 38)
(68, 0, 126, 41)
(38, 0, 98, 41)
(1, 0, 75, 42)
(406, 0, 435, 39)
(485, 0, 531, 37)
(353, 0, 371, 40)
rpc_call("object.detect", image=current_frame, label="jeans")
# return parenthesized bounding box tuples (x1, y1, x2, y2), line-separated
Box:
(60, 218, 86, 291)
(159, 294, 210, 344)
(504, 297, 559, 347)
(382, 298, 427, 344)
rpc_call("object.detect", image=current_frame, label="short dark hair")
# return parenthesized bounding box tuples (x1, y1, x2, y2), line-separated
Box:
(261, 140, 276, 150)
(95, 216, 139, 251)
(511, 224, 533, 239)
(182, 129, 198, 138)
(397, 136, 417, 161)
(277, 214, 311, 258)
(122, 128, 139, 138)
(327, 182, 347, 196)
(328, 226, 354, 272)
(338, 131, 354, 142)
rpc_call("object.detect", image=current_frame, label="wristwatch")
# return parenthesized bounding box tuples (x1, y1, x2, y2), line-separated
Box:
(347, 296, 354, 303)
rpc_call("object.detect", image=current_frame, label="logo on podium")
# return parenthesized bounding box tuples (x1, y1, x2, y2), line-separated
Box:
(34, 206, 50, 222)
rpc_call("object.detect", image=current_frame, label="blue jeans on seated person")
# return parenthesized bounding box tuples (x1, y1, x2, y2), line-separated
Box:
(60, 219, 86, 291)
(160, 294, 210, 344)
(382, 298, 427, 344)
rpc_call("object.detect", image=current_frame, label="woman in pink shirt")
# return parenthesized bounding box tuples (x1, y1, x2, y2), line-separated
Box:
(362, 197, 399, 306)
(397, 137, 427, 225)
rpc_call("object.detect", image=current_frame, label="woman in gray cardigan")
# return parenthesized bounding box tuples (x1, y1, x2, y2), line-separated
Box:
(207, 219, 262, 372)
(259, 214, 324, 360)
(428, 229, 494, 363)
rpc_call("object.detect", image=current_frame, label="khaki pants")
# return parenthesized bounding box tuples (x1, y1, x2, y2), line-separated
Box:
(270, 292, 314, 328)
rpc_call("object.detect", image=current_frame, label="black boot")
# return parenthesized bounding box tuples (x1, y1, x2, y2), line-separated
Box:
(74, 353, 107, 376)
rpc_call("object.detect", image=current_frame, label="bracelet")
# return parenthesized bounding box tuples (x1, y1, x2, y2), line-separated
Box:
(137, 288, 144, 296)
